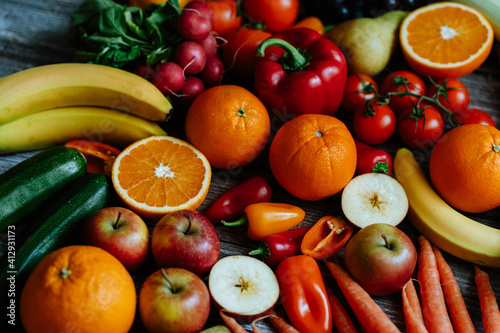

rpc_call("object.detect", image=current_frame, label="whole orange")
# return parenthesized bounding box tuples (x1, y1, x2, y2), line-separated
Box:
(269, 114, 357, 201)
(429, 124, 500, 213)
(185, 85, 271, 169)
(20, 245, 136, 333)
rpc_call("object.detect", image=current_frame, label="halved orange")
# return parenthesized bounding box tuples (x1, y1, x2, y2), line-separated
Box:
(111, 136, 211, 220)
(400, 2, 493, 78)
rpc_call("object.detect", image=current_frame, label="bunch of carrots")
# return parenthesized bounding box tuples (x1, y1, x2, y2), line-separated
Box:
(217, 235, 500, 333)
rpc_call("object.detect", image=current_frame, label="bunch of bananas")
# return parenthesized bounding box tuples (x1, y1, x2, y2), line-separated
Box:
(0, 63, 173, 154)
(394, 148, 500, 268)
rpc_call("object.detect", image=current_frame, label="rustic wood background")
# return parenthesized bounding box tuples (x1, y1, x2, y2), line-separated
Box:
(1, 0, 499, 332)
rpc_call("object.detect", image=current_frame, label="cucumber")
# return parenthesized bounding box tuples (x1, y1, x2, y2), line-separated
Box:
(0, 146, 87, 231)
(0, 173, 112, 292)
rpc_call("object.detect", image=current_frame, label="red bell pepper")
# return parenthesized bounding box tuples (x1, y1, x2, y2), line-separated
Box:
(249, 227, 310, 268)
(64, 140, 120, 176)
(204, 176, 272, 224)
(354, 140, 393, 176)
(275, 255, 332, 333)
(254, 27, 347, 120)
(301, 216, 353, 259)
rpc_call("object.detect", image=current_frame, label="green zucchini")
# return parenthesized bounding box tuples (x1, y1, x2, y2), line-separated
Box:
(0, 173, 112, 292)
(0, 146, 87, 231)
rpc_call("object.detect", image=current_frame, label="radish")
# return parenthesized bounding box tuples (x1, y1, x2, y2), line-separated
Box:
(176, 1, 213, 42)
(133, 64, 154, 81)
(174, 41, 207, 75)
(175, 76, 206, 105)
(151, 62, 185, 95)
(201, 56, 224, 87)
(199, 32, 218, 59)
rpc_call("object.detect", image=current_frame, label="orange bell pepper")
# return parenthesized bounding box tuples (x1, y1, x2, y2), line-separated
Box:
(221, 202, 305, 240)
(301, 216, 354, 259)
(292, 16, 326, 36)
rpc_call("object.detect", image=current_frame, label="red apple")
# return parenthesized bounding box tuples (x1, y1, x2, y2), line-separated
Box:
(139, 268, 210, 333)
(80, 206, 150, 272)
(343, 223, 417, 296)
(151, 209, 220, 277)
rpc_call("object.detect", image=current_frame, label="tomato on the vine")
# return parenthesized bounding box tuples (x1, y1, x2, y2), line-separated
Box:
(427, 78, 470, 115)
(380, 70, 426, 114)
(242, 0, 299, 33)
(397, 104, 444, 150)
(456, 108, 496, 127)
(352, 100, 396, 145)
(342, 74, 378, 112)
(206, 0, 242, 37)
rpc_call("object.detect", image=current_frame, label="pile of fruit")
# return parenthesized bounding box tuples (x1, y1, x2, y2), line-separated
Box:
(1, 0, 500, 332)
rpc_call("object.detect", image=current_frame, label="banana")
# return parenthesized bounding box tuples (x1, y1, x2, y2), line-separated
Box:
(0, 63, 172, 124)
(393, 148, 500, 267)
(0, 106, 167, 154)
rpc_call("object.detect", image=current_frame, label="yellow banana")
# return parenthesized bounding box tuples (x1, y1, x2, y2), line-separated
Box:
(0, 63, 172, 124)
(393, 148, 500, 267)
(0, 106, 167, 154)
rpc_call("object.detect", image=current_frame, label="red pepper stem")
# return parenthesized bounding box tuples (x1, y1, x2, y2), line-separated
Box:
(255, 38, 310, 71)
(249, 243, 271, 259)
(221, 215, 249, 227)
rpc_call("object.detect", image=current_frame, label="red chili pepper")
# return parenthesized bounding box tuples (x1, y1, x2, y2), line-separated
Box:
(249, 227, 310, 268)
(64, 140, 121, 176)
(354, 140, 393, 176)
(275, 255, 332, 333)
(204, 176, 272, 224)
(301, 216, 353, 260)
(254, 27, 347, 120)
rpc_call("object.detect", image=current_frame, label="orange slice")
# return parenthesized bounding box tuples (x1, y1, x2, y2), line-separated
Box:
(111, 136, 211, 220)
(400, 2, 494, 78)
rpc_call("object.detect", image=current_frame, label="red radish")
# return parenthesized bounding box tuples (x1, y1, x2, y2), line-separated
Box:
(175, 76, 205, 105)
(174, 41, 207, 75)
(201, 56, 224, 87)
(151, 62, 185, 95)
(177, 1, 213, 42)
(199, 32, 218, 59)
(133, 64, 154, 81)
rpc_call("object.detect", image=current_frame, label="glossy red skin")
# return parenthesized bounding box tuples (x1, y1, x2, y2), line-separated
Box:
(204, 176, 272, 224)
(174, 76, 205, 106)
(64, 140, 120, 175)
(177, 1, 213, 42)
(381, 70, 426, 114)
(206, 0, 241, 37)
(275, 255, 332, 333)
(201, 56, 224, 87)
(342, 74, 378, 112)
(174, 41, 207, 75)
(243, 0, 299, 33)
(353, 101, 396, 145)
(254, 28, 347, 119)
(456, 108, 496, 127)
(427, 78, 470, 115)
(301, 216, 353, 260)
(397, 105, 444, 150)
(354, 140, 393, 176)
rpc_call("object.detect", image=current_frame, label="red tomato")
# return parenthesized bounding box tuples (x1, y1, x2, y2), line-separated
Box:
(456, 108, 496, 127)
(341, 74, 378, 112)
(427, 78, 470, 115)
(221, 26, 272, 79)
(242, 0, 299, 33)
(353, 101, 396, 145)
(397, 105, 444, 150)
(206, 0, 242, 37)
(380, 70, 426, 114)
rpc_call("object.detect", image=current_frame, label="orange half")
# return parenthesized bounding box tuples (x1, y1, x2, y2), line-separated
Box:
(111, 136, 211, 220)
(400, 2, 493, 78)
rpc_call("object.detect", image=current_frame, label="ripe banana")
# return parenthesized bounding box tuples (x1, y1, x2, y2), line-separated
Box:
(0, 106, 167, 154)
(393, 148, 500, 267)
(0, 63, 172, 124)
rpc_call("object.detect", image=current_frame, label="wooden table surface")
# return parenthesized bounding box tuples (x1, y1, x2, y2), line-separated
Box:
(1, 0, 499, 332)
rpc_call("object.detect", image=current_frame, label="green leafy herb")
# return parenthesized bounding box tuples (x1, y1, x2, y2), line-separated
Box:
(69, 0, 182, 68)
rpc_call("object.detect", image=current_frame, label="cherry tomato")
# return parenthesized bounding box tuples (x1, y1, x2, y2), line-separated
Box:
(64, 140, 121, 176)
(352, 100, 396, 145)
(397, 105, 444, 150)
(380, 70, 426, 114)
(456, 108, 496, 127)
(342, 74, 378, 112)
(221, 26, 272, 79)
(427, 78, 470, 115)
(242, 0, 299, 33)
(206, 0, 242, 37)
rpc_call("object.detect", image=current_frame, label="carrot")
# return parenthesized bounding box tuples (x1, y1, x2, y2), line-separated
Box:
(250, 312, 299, 333)
(326, 287, 357, 333)
(324, 260, 401, 333)
(401, 279, 428, 333)
(432, 245, 475, 333)
(219, 309, 248, 333)
(417, 236, 454, 333)
(474, 264, 500, 333)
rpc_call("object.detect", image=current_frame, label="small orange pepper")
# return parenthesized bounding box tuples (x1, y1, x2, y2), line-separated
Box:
(64, 140, 121, 176)
(292, 16, 326, 36)
(221, 202, 305, 240)
(301, 216, 353, 259)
